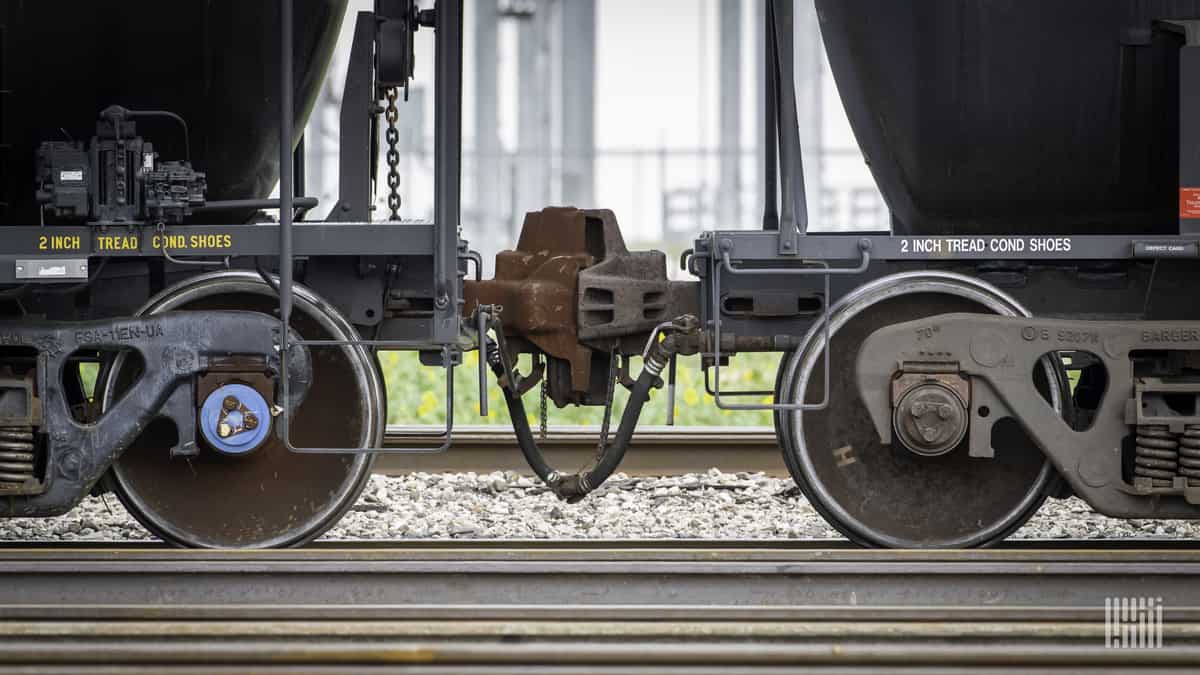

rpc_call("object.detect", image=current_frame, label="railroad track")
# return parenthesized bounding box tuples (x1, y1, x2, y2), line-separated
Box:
(1, 541, 1198, 672)
(377, 425, 785, 476)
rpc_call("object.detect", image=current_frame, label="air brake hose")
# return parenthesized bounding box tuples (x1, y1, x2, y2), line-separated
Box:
(487, 336, 676, 503)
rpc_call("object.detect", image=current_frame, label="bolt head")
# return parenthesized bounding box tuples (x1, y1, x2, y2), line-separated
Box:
(243, 413, 258, 430)
(222, 395, 239, 411)
(217, 422, 233, 438)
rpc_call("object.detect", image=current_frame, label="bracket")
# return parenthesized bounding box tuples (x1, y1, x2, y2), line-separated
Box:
(703, 236, 871, 411)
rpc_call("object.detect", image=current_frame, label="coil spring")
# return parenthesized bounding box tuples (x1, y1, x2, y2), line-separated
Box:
(1179, 425, 1200, 485)
(1134, 425, 1178, 486)
(0, 425, 34, 486)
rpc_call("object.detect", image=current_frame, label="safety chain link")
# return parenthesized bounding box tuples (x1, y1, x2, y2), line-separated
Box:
(384, 87, 402, 220)
(539, 354, 549, 440)
(595, 351, 619, 459)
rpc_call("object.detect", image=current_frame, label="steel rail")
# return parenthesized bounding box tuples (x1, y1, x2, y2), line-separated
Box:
(0, 544, 1196, 671)
(0, 537, 1199, 550)
(1, 640, 1199, 673)
(0, 545, 1198, 607)
(376, 425, 786, 475)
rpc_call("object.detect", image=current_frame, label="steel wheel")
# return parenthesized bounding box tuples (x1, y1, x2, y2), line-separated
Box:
(776, 271, 1064, 548)
(101, 271, 382, 548)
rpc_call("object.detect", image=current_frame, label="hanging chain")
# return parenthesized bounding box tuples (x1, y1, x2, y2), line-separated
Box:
(594, 351, 619, 461)
(539, 354, 549, 440)
(384, 87, 402, 221)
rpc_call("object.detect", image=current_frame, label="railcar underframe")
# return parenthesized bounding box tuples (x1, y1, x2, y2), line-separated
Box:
(5, 0, 1200, 546)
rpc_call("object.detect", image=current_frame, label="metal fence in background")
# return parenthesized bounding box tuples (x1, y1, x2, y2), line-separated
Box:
(458, 146, 889, 276)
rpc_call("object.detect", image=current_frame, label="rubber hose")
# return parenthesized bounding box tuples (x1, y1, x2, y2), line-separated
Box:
(575, 367, 655, 496)
(490, 345, 665, 502)
(496, 377, 558, 484)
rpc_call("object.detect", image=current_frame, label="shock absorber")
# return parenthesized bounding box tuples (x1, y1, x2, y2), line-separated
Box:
(0, 425, 36, 488)
(1134, 424, 1178, 487)
(1179, 425, 1200, 486)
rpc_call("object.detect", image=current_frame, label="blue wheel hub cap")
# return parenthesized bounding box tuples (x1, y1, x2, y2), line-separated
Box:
(199, 383, 272, 455)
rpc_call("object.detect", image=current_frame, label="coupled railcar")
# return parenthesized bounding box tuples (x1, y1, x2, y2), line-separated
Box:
(1, 0, 1199, 548)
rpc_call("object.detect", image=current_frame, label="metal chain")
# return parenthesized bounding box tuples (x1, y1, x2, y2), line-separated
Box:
(384, 87, 402, 220)
(594, 351, 619, 460)
(539, 354, 549, 440)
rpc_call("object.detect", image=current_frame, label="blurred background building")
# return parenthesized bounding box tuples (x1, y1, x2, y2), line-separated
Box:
(302, 0, 886, 276)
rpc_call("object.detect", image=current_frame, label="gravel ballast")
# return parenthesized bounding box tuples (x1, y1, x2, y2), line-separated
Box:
(0, 470, 1198, 542)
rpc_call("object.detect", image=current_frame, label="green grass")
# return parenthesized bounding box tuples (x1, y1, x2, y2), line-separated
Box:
(378, 351, 782, 427)
(78, 362, 99, 400)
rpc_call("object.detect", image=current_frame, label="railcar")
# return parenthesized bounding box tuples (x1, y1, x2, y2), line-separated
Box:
(2, 0, 1200, 547)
